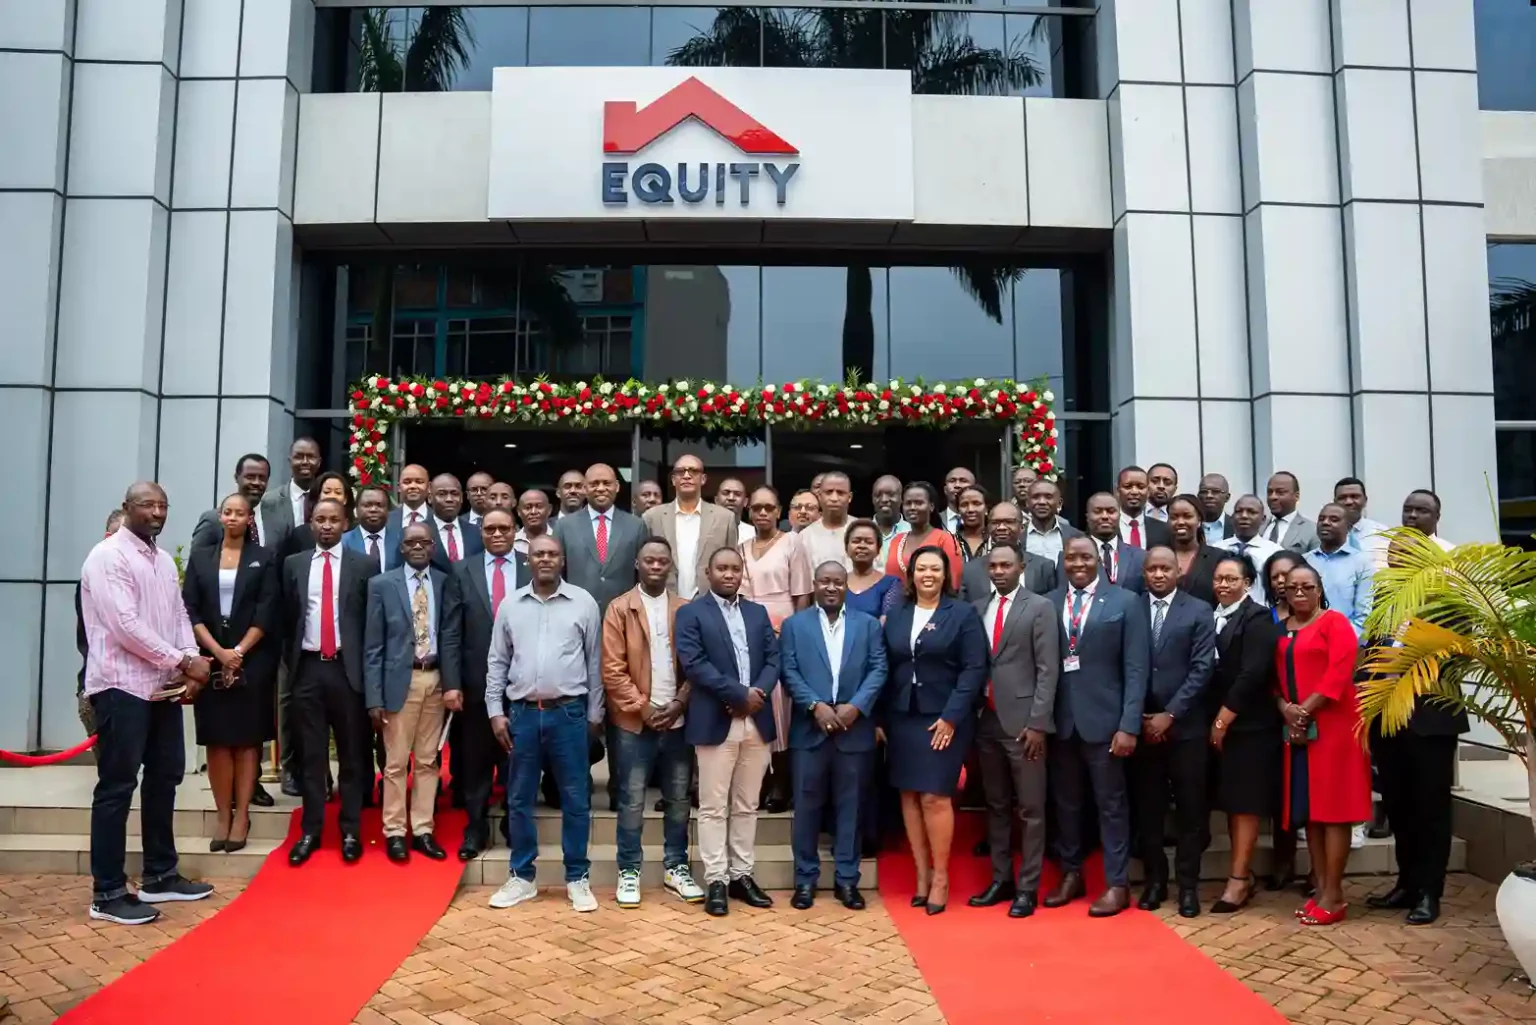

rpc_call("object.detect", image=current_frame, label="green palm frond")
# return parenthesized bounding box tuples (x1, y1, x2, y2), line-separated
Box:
(402, 6, 474, 92)
(912, 31, 1043, 95)
(357, 8, 404, 93)
(1359, 530, 1536, 765)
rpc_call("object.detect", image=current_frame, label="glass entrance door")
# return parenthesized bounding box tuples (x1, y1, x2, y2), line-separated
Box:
(402, 421, 636, 507)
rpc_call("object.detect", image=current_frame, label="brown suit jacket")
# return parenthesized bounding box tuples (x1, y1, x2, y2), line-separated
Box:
(601, 585, 691, 733)
(641, 500, 736, 596)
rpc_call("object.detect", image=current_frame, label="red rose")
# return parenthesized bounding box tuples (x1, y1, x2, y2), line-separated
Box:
(351, 390, 365, 402)
(353, 457, 366, 468)
(353, 414, 365, 427)
(395, 397, 407, 409)
(358, 470, 372, 485)
(433, 380, 448, 392)
(410, 383, 425, 397)
(369, 430, 382, 442)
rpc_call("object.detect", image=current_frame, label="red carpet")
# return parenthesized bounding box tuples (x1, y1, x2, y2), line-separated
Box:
(876, 815, 1285, 1025)
(58, 800, 465, 1025)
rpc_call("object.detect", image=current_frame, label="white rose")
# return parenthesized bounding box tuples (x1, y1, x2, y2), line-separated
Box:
(599, 382, 614, 395)
(889, 380, 900, 391)
(878, 399, 890, 411)
(676, 380, 690, 391)
(974, 378, 986, 387)
(376, 440, 387, 453)
(1043, 390, 1055, 403)
(909, 385, 921, 396)
(816, 384, 829, 396)
(763, 384, 776, 394)
(608, 413, 618, 422)
(934, 382, 948, 394)
(704, 383, 716, 394)
(1050, 428, 1059, 438)
(658, 383, 670, 393)
(387, 382, 399, 393)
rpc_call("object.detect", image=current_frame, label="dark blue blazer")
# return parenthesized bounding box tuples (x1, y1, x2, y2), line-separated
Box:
(342, 524, 391, 569)
(780, 606, 888, 753)
(880, 596, 989, 725)
(1059, 539, 1145, 594)
(1049, 583, 1149, 743)
(1142, 590, 1217, 741)
(675, 593, 780, 747)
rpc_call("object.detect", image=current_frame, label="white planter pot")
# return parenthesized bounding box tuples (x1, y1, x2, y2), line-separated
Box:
(1497, 871, 1536, 989)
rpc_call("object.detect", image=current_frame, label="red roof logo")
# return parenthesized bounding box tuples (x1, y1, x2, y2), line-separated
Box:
(603, 77, 798, 156)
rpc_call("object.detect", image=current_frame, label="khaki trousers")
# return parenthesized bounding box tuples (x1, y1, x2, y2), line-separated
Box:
(381, 668, 445, 838)
(696, 717, 771, 884)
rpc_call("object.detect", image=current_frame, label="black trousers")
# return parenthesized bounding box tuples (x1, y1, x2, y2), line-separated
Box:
(1131, 736, 1210, 889)
(292, 653, 367, 837)
(460, 699, 502, 839)
(1050, 735, 1132, 888)
(1375, 732, 1458, 899)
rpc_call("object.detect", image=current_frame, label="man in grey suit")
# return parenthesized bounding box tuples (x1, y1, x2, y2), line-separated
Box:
(958, 501, 1059, 600)
(363, 522, 454, 864)
(556, 463, 649, 811)
(259, 436, 322, 556)
(1130, 547, 1216, 918)
(554, 463, 647, 613)
(641, 454, 736, 599)
(966, 542, 1059, 919)
(1262, 471, 1319, 552)
(1043, 535, 1149, 918)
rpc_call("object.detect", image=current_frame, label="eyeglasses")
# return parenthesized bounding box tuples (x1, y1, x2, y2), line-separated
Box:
(749, 503, 778, 512)
(402, 539, 434, 549)
(790, 503, 817, 513)
(672, 467, 702, 478)
(481, 524, 514, 535)
(1287, 582, 1319, 594)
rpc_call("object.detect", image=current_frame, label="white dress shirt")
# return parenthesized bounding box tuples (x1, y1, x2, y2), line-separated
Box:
(400, 502, 429, 528)
(910, 604, 937, 648)
(434, 515, 465, 561)
(1119, 511, 1150, 548)
(405, 566, 437, 657)
(302, 543, 344, 652)
(289, 484, 307, 531)
(1216, 535, 1282, 603)
(640, 589, 680, 718)
(484, 549, 518, 596)
(675, 503, 703, 599)
(358, 528, 387, 573)
(468, 510, 482, 525)
(1146, 504, 1169, 522)
(819, 606, 845, 696)
(983, 585, 1018, 644)
(1061, 576, 1099, 645)
(1263, 510, 1299, 544)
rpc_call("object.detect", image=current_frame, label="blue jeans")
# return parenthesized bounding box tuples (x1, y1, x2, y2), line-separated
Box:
(90, 689, 185, 900)
(614, 724, 692, 872)
(505, 698, 591, 882)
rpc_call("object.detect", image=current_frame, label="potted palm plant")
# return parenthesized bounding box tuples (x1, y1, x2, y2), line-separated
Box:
(1361, 528, 1536, 977)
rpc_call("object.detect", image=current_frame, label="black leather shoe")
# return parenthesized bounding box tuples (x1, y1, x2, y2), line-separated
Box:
(728, 876, 774, 908)
(385, 836, 409, 863)
(1178, 888, 1201, 918)
(705, 881, 729, 917)
(250, 782, 275, 807)
(1366, 884, 1417, 910)
(458, 828, 488, 863)
(835, 884, 865, 910)
(1405, 894, 1440, 925)
(412, 834, 447, 861)
(280, 772, 302, 798)
(287, 834, 319, 866)
(790, 885, 815, 910)
(1008, 891, 1037, 918)
(1366, 802, 1391, 840)
(341, 834, 363, 863)
(1137, 883, 1167, 911)
(968, 879, 1017, 908)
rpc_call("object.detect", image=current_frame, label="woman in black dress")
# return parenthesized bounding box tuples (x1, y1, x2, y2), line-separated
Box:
(182, 493, 279, 852)
(1206, 554, 1282, 913)
(881, 545, 989, 915)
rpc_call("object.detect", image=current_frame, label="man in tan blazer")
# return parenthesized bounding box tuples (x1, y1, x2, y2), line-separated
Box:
(641, 454, 736, 599)
(601, 537, 704, 909)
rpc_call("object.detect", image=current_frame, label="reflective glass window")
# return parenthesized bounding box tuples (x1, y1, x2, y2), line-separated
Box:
(763, 9, 884, 70)
(654, 7, 763, 67)
(640, 265, 760, 383)
(887, 265, 1017, 381)
(762, 266, 890, 384)
(1490, 243, 1536, 422)
(528, 6, 651, 66)
(1496, 430, 1536, 550)
(1015, 268, 1066, 388)
(1475, 0, 1536, 111)
(457, 7, 530, 89)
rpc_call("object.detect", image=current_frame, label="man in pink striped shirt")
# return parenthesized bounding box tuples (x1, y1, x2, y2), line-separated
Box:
(80, 482, 216, 926)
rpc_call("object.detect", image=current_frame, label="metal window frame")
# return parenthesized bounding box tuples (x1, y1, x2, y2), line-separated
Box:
(312, 0, 1092, 13)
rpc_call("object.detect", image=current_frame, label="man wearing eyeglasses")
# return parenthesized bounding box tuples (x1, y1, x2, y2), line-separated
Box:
(642, 455, 736, 599)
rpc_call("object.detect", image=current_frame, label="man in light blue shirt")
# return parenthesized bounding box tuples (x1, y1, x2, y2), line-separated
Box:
(1305, 503, 1374, 637)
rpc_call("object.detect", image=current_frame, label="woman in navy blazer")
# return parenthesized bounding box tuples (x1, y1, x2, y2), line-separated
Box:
(881, 545, 989, 914)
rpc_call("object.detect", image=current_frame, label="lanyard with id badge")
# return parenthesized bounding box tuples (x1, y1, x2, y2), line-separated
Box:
(1064, 589, 1090, 672)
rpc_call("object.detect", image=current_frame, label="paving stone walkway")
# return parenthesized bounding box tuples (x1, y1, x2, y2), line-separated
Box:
(0, 872, 1532, 1024)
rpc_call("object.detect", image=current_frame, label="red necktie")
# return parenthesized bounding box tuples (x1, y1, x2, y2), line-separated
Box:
(320, 552, 338, 658)
(987, 594, 1007, 709)
(1129, 518, 1142, 549)
(491, 556, 507, 616)
(595, 513, 609, 563)
(444, 523, 460, 561)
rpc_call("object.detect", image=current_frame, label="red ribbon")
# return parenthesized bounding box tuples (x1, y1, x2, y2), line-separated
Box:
(0, 735, 97, 766)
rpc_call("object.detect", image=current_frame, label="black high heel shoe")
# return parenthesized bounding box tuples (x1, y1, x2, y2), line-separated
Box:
(925, 878, 949, 915)
(1211, 876, 1254, 914)
(224, 813, 251, 854)
(911, 874, 931, 907)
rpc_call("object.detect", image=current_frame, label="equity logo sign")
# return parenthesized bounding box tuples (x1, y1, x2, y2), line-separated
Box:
(600, 78, 801, 208)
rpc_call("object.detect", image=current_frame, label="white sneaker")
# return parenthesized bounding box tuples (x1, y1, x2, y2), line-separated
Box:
(616, 869, 642, 908)
(1351, 824, 1366, 850)
(568, 877, 598, 913)
(489, 876, 537, 909)
(664, 864, 706, 904)
(1296, 827, 1307, 842)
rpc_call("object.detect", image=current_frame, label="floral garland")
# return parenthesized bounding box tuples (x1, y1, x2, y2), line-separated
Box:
(347, 375, 1057, 487)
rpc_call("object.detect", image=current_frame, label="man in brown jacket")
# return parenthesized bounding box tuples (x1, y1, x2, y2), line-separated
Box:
(602, 537, 706, 908)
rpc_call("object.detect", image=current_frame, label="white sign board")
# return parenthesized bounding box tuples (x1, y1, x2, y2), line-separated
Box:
(487, 67, 915, 222)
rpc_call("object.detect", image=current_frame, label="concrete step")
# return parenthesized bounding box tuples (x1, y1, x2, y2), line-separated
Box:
(0, 833, 872, 890)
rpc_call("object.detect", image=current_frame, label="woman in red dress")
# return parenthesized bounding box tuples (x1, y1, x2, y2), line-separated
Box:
(1275, 563, 1371, 925)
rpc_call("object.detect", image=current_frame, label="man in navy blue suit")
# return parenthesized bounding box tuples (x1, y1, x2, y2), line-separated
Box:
(343, 485, 394, 574)
(1067, 491, 1145, 594)
(1042, 535, 1149, 918)
(675, 547, 780, 917)
(780, 561, 888, 911)
(1131, 547, 1216, 918)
